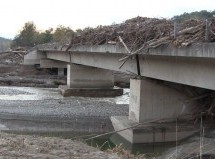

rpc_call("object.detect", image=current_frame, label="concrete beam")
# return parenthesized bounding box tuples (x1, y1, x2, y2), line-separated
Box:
(23, 50, 40, 65)
(24, 50, 47, 65)
(40, 59, 67, 68)
(45, 50, 215, 90)
(147, 43, 215, 58)
(41, 42, 215, 58)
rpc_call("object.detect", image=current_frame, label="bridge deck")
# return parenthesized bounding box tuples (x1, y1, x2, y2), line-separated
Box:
(38, 43, 215, 90)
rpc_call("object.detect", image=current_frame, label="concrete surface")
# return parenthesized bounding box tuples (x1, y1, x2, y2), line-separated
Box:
(58, 68, 65, 76)
(40, 59, 67, 68)
(41, 42, 215, 58)
(129, 78, 194, 122)
(24, 50, 46, 65)
(59, 85, 123, 97)
(67, 64, 114, 88)
(111, 116, 198, 144)
(43, 44, 215, 90)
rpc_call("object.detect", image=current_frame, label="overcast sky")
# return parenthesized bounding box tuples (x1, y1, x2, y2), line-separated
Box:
(0, 0, 215, 39)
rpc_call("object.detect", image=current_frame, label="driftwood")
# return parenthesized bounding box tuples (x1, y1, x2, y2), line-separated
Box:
(63, 17, 215, 52)
(118, 23, 205, 62)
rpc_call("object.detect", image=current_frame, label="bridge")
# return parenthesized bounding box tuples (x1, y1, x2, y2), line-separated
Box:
(24, 42, 215, 143)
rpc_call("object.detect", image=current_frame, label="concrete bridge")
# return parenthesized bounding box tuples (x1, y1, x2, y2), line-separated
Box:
(24, 42, 215, 143)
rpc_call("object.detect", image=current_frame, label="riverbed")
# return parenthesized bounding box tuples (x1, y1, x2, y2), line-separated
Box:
(0, 86, 129, 133)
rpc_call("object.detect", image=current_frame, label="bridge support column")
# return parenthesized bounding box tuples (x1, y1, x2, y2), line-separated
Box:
(111, 78, 198, 143)
(59, 64, 123, 97)
(67, 64, 114, 88)
(58, 68, 65, 76)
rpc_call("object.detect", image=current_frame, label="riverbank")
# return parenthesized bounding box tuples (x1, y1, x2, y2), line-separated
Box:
(0, 132, 120, 159)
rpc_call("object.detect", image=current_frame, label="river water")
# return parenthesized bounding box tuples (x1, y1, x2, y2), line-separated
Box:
(0, 86, 129, 104)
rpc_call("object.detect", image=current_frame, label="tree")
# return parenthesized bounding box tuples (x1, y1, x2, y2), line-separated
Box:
(53, 25, 74, 42)
(14, 22, 38, 47)
(172, 10, 215, 22)
(37, 28, 53, 44)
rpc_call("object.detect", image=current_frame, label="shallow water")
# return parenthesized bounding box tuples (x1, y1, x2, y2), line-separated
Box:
(0, 86, 62, 100)
(0, 86, 129, 104)
(86, 133, 176, 157)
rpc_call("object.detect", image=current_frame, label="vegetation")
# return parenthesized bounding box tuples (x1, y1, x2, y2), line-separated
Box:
(172, 10, 215, 22)
(11, 22, 73, 48)
(12, 22, 38, 47)
(11, 10, 215, 48)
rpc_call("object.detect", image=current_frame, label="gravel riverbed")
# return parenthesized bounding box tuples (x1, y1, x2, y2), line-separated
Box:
(0, 86, 129, 158)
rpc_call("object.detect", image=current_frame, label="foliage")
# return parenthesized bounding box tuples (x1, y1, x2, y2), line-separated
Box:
(53, 25, 74, 42)
(12, 22, 38, 47)
(37, 28, 53, 44)
(12, 22, 73, 48)
(172, 10, 215, 22)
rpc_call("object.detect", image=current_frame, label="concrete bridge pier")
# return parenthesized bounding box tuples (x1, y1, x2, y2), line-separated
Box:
(59, 64, 123, 97)
(111, 78, 199, 144)
(58, 68, 65, 76)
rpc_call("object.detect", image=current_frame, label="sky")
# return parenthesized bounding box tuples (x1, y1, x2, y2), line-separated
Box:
(0, 0, 215, 39)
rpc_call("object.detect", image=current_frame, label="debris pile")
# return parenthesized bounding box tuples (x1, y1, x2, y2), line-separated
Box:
(67, 17, 215, 50)
(0, 51, 26, 64)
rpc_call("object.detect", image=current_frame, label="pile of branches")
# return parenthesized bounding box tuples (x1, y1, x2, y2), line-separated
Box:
(66, 16, 215, 51)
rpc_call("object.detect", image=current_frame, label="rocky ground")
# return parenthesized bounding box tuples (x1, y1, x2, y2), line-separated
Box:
(0, 86, 131, 159)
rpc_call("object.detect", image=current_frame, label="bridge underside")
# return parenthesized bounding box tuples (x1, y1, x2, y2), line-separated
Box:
(44, 50, 215, 91)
